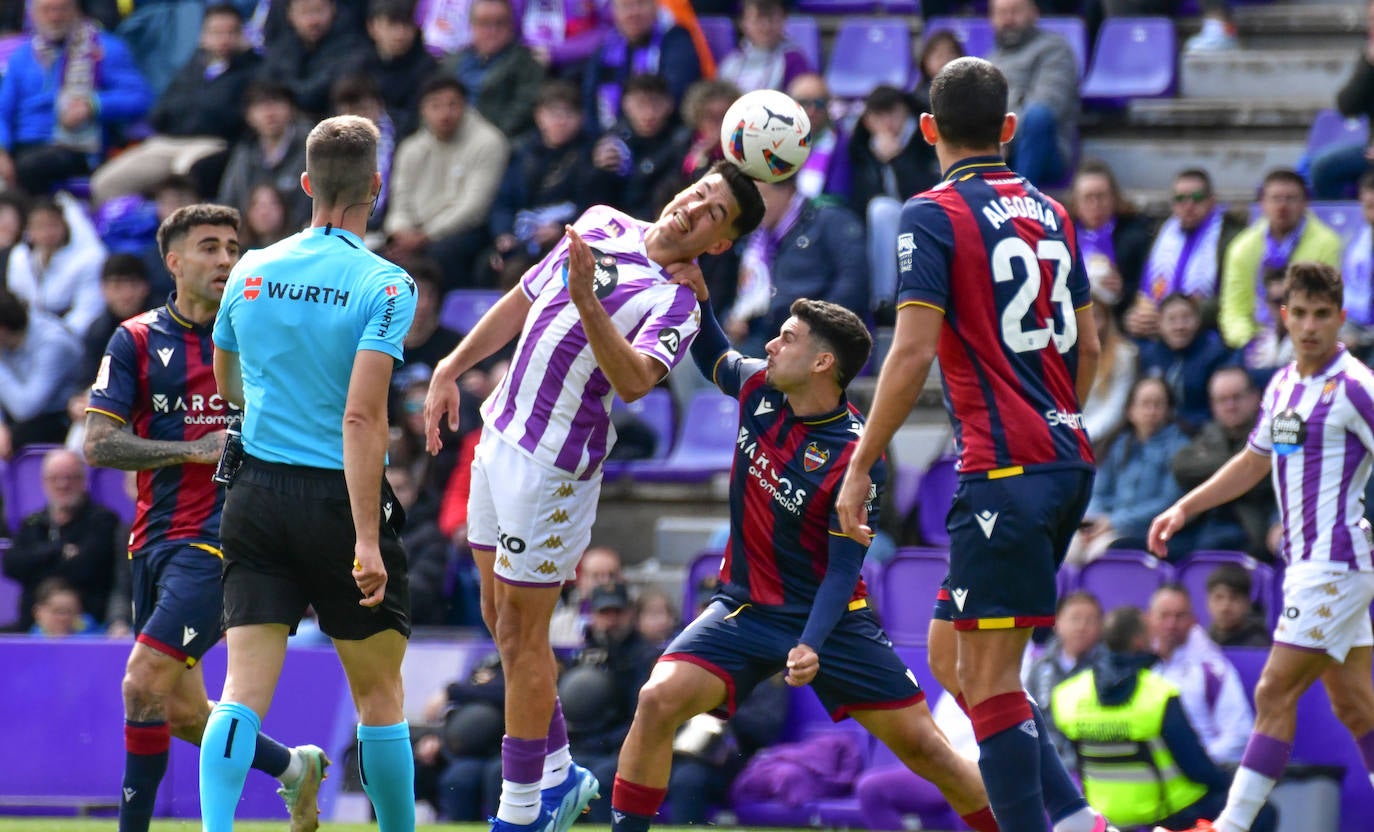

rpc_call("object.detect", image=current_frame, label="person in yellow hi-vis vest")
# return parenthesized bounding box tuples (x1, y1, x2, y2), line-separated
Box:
(1053, 606, 1278, 832)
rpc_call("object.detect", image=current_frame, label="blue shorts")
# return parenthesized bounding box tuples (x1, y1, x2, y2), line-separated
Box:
(131, 542, 224, 666)
(661, 597, 924, 721)
(936, 468, 1093, 630)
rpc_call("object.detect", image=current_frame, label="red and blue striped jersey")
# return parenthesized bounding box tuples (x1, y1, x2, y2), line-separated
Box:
(896, 156, 1094, 478)
(87, 296, 237, 556)
(708, 352, 885, 616)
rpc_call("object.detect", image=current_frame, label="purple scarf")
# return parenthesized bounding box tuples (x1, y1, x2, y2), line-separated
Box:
(595, 25, 664, 132)
(1256, 216, 1305, 325)
(1078, 217, 1116, 264)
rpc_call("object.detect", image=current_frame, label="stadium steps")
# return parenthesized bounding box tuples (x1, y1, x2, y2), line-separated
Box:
(1180, 48, 1357, 100)
(1083, 136, 1308, 195)
(1125, 97, 1328, 129)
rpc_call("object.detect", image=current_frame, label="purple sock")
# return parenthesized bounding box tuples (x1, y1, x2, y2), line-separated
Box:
(1357, 730, 1374, 773)
(502, 736, 547, 785)
(1239, 733, 1293, 779)
(547, 699, 568, 753)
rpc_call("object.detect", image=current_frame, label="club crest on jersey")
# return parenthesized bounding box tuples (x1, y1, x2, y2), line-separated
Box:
(803, 442, 829, 472)
(243, 276, 262, 301)
(591, 248, 619, 299)
(1321, 379, 1338, 404)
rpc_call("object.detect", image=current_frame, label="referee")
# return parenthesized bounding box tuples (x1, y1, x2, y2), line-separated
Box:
(200, 115, 419, 832)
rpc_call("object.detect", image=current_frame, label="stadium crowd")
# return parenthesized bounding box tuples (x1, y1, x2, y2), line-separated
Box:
(0, 0, 1372, 827)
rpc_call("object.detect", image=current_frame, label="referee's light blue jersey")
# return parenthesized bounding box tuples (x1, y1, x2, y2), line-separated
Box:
(213, 226, 416, 470)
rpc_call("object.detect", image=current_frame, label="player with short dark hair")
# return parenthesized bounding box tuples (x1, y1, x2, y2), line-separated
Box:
(85, 203, 327, 832)
(607, 288, 1000, 832)
(837, 57, 1111, 832)
(1150, 261, 1374, 832)
(202, 114, 418, 832)
(422, 159, 761, 832)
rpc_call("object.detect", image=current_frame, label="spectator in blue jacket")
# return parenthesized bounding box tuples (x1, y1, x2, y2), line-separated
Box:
(726, 173, 868, 357)
(1139, 292, 1239, 431)
(1071, 376, 1190, 563)
(0, 0, 152, 196)
(583, 0, 702, 133)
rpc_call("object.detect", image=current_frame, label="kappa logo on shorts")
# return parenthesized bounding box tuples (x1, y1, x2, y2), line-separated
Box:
(542, 535, 564, 549)
(975, 510, 999, 539)
(554, 483, 575, 498)
(1321, 583, 1339, 596)
(951, 587, 969, 612)
(1316, 604, 1333, 619)
(1307, 627, 1326, 642)
(182, 626, 198, 646)
(535, 560, 559, 576)
(548, 509, 570, 523)
(497, 554, 512, 569)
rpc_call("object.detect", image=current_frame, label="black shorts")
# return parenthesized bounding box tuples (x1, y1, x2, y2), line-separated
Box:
(934, 468, 1093, 630)
(219, 456, 411, 640)
(661, 597, 924, 721)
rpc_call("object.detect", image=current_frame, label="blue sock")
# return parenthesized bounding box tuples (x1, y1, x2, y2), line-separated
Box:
(971, 692, 1046, 832)
(252, 733, 292, 779)
(1028, 698, 1089, 822)
(119, 720, 170, 832)
(199, 702, 260, 832)
(357, 721, 415, 832)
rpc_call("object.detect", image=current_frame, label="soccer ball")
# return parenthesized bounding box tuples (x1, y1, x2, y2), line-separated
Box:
(720, 89, 812, 184)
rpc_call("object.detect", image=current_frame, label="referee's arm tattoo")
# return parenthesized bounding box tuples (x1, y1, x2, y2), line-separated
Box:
(84, 411, 225, 470)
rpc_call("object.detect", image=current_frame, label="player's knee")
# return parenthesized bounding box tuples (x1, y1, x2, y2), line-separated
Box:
(634, 677, 694, 732)
(1327, 685, 1374, 735)
(1253, 674, 1303, 716)
(123, 654, 178, 701)
(166, 696, 210, 736)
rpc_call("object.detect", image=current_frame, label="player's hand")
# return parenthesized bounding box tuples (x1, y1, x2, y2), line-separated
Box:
(785, 644, 819, 687)
(564, 225, 597, 305)
(188, 430, 227, 466)
(353, 541, 387, 607)
(836, 469, 874, 546)
(1146, 505, 1186, 559)
(423, 363, 461, 455)
(666, 260, 708, 301)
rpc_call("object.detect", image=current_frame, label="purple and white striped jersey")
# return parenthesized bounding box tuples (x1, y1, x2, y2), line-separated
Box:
(1248, 347, 1374, 571)
(481, 205, 700, 479)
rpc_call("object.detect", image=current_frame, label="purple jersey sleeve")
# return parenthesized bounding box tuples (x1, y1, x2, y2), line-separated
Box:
(630, 284, 701, 372)
(87, 324, 140, 424)
(895, 197, 955, 312)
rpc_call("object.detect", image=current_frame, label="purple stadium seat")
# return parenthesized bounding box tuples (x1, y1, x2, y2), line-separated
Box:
(1176, 551, 1274, 629)
(604, 387, 678, 480)
(1081, 17, 1176, 103)
(627, 392, 739, 482)
(1039, 16, 1087, 79)
(890, 460, 922, 525)
(1057, 561, 1080, 599)
(784, 15, 821, 72)
(915, 456, 957, 547)
(4, 444, 61, 533)
(0, 539, 19, 628)
(683, 550, 724, 616)
(825, 18, 912, 100)
(1307, 108, 1369, 158)
(87, 466, 136, 525)
(881, 548, 949, 644)
(1078, 549, 1175, 612)
(697, 15, 736, 62)
(1310, 201, 1365, 245)
(438, 289, 503, 335)
(924, 17, 993, 59)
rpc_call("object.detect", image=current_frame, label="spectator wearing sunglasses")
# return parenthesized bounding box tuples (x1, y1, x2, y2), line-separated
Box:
(1129, 168, 1247, 339)
(784, 74, 850, 201)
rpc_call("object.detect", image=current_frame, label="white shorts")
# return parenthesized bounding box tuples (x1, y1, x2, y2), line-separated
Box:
(467, 430, 601, 586)
(1272, 561, 1374, 662)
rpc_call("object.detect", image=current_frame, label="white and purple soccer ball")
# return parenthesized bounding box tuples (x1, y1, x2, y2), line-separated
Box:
(719, 89, 812, 184)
